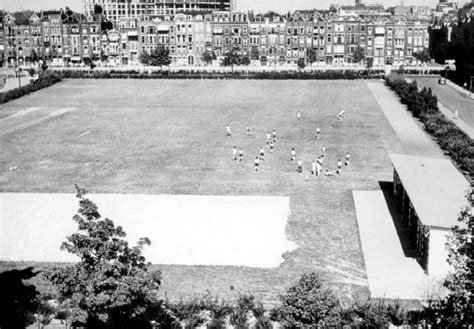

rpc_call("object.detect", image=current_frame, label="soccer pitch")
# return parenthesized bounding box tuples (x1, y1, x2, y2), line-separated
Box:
(0, 79, 403, 305)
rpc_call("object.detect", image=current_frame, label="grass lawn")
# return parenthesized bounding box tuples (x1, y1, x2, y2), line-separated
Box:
(0, 79, 403, 306)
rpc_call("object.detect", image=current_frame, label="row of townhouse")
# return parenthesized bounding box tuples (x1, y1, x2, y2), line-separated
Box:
(1, 10, 430, 68)
(1, 11, 102, 67)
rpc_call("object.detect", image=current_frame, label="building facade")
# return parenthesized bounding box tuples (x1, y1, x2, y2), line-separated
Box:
(2, 8, 431, 68)
(82, 0, 234, 26)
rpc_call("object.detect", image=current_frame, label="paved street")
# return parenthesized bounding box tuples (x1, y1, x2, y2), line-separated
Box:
(410, 76, 474, 130)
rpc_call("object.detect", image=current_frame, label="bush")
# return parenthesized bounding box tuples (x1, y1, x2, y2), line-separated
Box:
(386, 74, 474, 175)
(0, 72, 62, 104)
(340, 299, 407, 327)
(52, 69, 385, 80)
(276, 272, 341, 327)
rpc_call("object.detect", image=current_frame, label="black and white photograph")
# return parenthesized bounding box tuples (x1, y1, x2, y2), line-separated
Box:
(0, 0, 473, 327)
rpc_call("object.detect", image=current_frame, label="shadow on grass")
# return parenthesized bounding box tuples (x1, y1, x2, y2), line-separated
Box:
(378, 181, 417, 259)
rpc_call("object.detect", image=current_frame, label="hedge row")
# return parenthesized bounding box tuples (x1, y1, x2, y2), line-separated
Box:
(57, 69, 385, 80)
(0, 72, 62, 104)
(386, 74, 473, 175)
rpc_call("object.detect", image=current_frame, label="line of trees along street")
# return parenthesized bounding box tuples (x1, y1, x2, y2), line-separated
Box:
(1, 186, 472, 328)
(386, 73, 473, 175)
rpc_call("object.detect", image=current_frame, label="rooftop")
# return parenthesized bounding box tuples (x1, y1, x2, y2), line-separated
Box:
(390, 153, 470, 229)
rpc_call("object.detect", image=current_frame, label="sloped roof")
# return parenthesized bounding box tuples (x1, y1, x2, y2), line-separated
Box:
(390, 154, 470, 229)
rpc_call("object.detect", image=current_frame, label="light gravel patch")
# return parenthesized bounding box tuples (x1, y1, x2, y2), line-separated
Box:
(0, 107, 75, 136)
(0, 107, 42, 123)
(0, 193, 296, 268)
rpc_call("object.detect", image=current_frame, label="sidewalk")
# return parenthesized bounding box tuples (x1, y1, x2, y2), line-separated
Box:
(353, 190, 430, 300)
(0, 76, 31, 92)
(366, 81, 445, 159)
(437, 101, 474, 139)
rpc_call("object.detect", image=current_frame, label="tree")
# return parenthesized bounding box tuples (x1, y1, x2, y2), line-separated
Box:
(139, 52, 151, 66)
(220, 48, 242, 73)
(353, 45, 365, 64)
(202, 50, 216, 65)
(250, 46, 259, 61)
(307, 48, 318, 66)
(241, 54, 251, 66)
(366, 57, 374, 70)
(94, 4, 103, 15)
(297, 57, 306, 69)
(426, 191, 473, 327)
(46, 186, 161, 328)
(277, 272, 340, 327)
(413, 48, 430, 65)
(0, 267, 39, 328)
(141, 45, 171, 71)
(100, 49, 108, 63)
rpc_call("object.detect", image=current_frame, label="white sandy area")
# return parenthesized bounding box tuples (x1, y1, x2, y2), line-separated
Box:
(0, 193, 296, 268)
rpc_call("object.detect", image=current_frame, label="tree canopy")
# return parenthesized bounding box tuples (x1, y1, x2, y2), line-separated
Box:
(413, 48, 430, 64)
(307, 48, 318, 65)
(220, 48, 242, 72)
(46, 186, 161, 328)
(353, 45, 365, 64)
(139, 45, 171, 70)
(277, 272, 340, 327)
(202, 50, 216, 65)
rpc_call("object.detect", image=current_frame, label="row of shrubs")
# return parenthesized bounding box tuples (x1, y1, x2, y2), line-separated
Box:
(45, 273, 425, 328)
(56, 69, 385, 80)
(0, 72, 62, 104)
(386, 74, 473, 175)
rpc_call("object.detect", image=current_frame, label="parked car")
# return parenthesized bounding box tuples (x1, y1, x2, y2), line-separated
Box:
(438, 77, 446, 85)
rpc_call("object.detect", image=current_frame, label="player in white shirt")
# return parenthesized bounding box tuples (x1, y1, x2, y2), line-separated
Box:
(266, 132, 271, 144)
(226, 124, 231, 136)
(290, 148, 296, 161)
(254, 157, 260, 172)
(311, 160, 316, 175)
(232, 146, 237, 161)
(297, 110, 301, 120)
(316, 162, 322, 176)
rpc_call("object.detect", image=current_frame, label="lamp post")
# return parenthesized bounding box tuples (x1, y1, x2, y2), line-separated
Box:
(470, 76, 473, 97)
(15, 67, 22, 88)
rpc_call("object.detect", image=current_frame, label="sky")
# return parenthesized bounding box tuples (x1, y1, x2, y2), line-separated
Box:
(2, 0, 445, 13)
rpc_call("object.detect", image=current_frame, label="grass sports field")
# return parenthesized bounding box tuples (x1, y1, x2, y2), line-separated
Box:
(0, 79, 403, 305)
